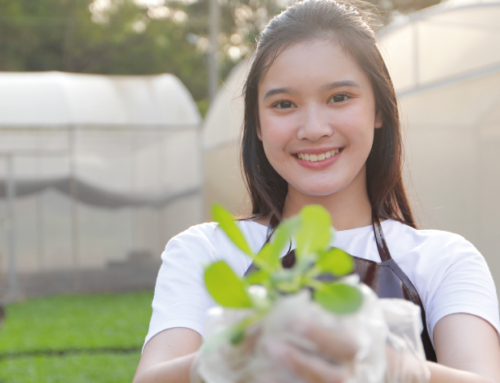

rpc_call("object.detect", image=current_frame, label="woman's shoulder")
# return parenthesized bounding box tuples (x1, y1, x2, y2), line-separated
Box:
(168, 221, 219, 243)
(166, 221, 224, 251)
(384, 219, 476, 257)
(386, 220, 499, 341)
(168, 220, 267, 245)
(164, 220, 268, 265)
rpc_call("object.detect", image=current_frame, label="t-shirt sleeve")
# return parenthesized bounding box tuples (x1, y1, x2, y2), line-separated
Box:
(143, 224, 220, 351)
(426, 235, 500, 344)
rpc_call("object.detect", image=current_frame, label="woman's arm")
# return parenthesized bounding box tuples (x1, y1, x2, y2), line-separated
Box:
(133, 328, 202, 383)
(429, 313, 500, 383)
(265, 313, 500, 383)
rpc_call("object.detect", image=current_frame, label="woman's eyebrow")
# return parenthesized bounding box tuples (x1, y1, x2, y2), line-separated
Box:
(262, 80, 360, 100)
(320, 80, 361, 91)
(262, 87, 292, 100)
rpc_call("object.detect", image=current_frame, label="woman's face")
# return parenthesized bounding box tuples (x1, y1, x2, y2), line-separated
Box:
(257, 39, 382, 198)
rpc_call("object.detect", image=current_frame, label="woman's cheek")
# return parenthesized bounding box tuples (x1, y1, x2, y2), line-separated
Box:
(342, 115, 376, 152)
(261, 122, 292, 154)
(260, 132, 283, 167)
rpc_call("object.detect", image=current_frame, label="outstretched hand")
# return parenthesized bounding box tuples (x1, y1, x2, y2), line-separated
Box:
(264, 319, 359, 383)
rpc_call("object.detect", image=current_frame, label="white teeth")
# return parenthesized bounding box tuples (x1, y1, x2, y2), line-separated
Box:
(297, 149, 340, 162)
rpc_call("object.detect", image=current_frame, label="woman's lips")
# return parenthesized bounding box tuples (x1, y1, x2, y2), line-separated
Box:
(294, 148, 343, 170)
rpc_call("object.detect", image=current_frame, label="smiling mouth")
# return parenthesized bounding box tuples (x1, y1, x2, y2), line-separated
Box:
(294, 148, 343, 162)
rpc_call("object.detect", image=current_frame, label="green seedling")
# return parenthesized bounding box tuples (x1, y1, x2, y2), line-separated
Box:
(203, 204, 363, 349)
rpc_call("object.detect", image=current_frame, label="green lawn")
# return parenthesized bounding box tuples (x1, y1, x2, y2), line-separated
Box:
(0, 291, 154, 383)
(0, 353, 141, 383)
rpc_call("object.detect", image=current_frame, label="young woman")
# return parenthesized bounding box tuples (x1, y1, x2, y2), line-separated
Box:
(133, 1, 500, 382)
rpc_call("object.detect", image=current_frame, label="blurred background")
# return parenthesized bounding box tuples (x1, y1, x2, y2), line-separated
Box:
(0, 0, 499, 381)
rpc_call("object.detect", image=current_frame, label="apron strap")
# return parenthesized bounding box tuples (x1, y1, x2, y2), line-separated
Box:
(372, 214, 426, 318)
(372, 213, 437, 362)
(372, 212, 392, 262)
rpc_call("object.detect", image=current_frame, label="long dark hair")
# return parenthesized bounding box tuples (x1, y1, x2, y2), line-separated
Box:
(241, 0, 416, 228)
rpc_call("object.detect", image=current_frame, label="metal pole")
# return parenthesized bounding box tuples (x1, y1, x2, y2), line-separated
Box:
(130, 131, 137, 253)
(69, 126, 80, 291)
(197, 123, 206, 221)
(36, 153, 44, 272)
(208, 0, 220, 103)
(157, 130, 166, 253)
(413, 21, 420, 87)
(6, 154, 19, 301)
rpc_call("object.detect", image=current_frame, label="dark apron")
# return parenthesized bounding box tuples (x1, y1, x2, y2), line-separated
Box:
(244, 214, 437, 362)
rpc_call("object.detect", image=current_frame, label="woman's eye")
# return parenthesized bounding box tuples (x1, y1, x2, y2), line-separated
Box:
(274, 100, 294, 109)
(329, 93, 350, 103)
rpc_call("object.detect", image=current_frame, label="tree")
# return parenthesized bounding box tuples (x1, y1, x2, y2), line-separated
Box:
(0, 0, 439, 115)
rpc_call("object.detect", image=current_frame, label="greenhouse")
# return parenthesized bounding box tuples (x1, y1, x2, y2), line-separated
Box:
(203, 61, 249, 218)
(379, 0, 500, 290)
(203, 0, 500, 299)
(0, 71, 202, 300)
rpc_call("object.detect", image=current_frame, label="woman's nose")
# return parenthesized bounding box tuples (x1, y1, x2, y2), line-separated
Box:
(296, 105, 333, 141)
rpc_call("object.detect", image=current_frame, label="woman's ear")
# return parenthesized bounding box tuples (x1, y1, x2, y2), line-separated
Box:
(375, 110, 383, 129)
(256, 122, 263, 141)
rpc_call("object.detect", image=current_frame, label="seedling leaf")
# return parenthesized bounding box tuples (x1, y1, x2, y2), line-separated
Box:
(212, 204, 254, 258)
(253, 217, 300, 271)
(272, 216, 300, 253)
(296, 205, 332, 257)
(316, 248, 354, 276)
(245, 269, 269, 285)
(205, 261, 253, 308)
(314, 283, 363, 315)
(253, 243, 277, 271)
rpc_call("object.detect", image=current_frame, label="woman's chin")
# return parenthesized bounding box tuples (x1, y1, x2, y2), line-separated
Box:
(292, 183, 346, 198)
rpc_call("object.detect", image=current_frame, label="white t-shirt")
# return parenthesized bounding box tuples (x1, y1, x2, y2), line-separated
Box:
(144, 219, 500, 350)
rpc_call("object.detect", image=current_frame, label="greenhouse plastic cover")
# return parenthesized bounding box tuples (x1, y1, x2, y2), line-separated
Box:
(0, 71, 200, 126)
(0, 71, 202, 207)
(202, 62, 247, 151)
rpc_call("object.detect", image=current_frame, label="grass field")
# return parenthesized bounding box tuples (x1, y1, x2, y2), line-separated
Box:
(0, 291, 154, 383)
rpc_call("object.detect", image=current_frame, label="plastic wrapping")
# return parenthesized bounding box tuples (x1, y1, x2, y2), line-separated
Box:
(381, 299, 431, 383)
(192, 284, 430, 383)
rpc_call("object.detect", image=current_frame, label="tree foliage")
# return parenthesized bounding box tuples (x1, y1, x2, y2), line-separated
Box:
(0, 0, 439, 114)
